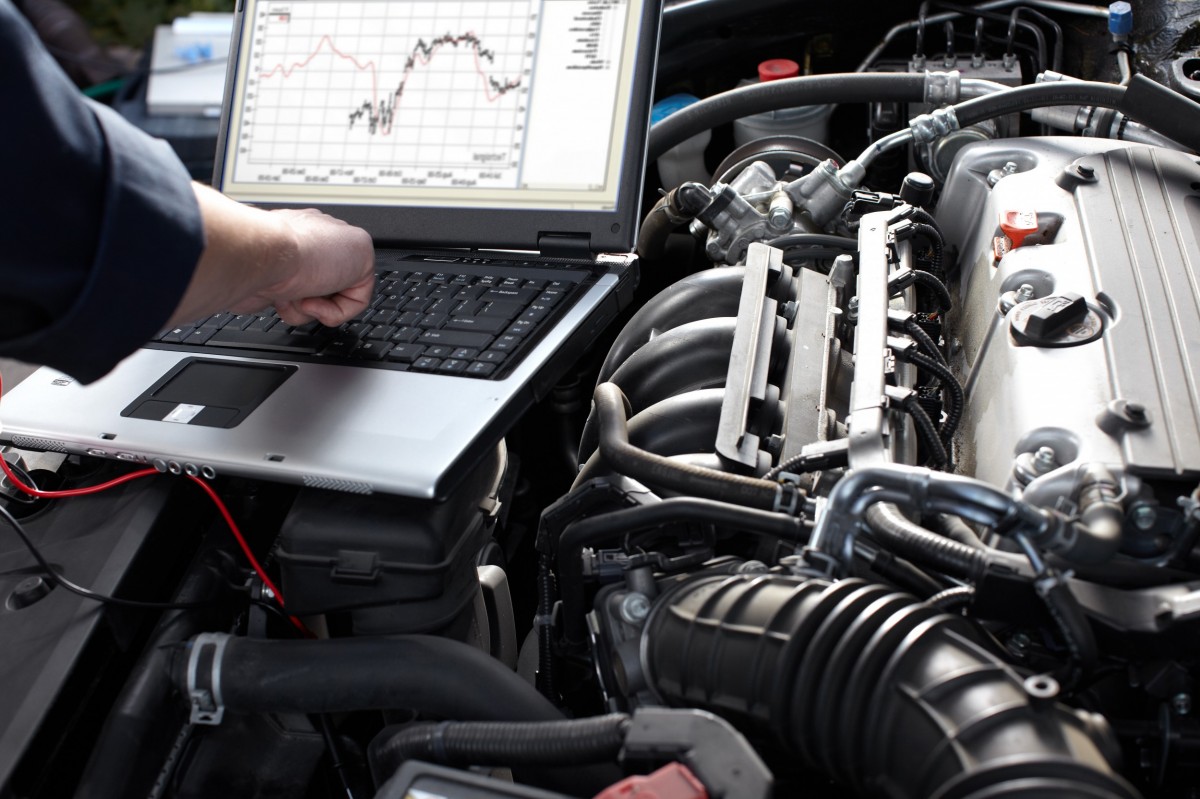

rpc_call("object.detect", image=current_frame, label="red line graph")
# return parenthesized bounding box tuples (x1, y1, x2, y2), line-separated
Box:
(258, 32, 522, 135)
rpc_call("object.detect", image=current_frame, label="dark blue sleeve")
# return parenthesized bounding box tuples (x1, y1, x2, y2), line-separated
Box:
(0, 0, 205, 383)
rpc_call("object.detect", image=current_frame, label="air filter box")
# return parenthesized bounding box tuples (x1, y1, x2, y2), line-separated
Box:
(276, 444, 505, 635)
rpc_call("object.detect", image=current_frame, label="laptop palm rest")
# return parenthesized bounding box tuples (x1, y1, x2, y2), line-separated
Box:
(122, 358, 296, 429)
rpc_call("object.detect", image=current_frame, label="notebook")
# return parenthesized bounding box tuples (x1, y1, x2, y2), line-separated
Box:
(0, 0, 660, 499)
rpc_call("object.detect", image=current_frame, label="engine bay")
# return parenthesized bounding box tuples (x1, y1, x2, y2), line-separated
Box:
(6, 0, 1200, 797)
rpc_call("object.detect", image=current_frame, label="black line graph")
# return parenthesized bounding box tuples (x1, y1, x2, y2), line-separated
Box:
(234, 1, 537, 186)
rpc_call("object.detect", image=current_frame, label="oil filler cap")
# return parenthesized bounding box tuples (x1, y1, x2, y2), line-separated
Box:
(1010, 292, 1103, 347)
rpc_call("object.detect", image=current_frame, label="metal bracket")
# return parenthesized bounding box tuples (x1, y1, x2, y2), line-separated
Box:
(623, 708, 773, 799)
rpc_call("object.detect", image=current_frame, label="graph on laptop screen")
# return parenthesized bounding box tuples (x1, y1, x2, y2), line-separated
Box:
(220, 0, 645, 211)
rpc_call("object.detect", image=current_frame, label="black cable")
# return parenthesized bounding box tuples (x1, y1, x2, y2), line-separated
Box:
(316, 714, 359, 799)
(0, 502, 213, 611)
(902, 394, 951, 470)
(903, 317, 946, 365)
(906, 349, 964, 445)
(911, 268, 952, 311)
(768, 233, 856, 250)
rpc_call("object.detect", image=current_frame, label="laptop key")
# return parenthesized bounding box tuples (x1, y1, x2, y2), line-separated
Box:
(388, 343, 425, 363)
(353, 341, 392, 361)
(437, 358, 469, 374)
(423, 345, 454, 358)
(476, 301, 523, 320)
(391, 327, 421, 344)
(160, 326, 195, 343)
(412, 356, 442, 371)
(477, 350, 507, 364)
(444, 316, 509, 335)
(183, 328, 218, 345)
(483, 287, 539, 305)
(451, 348, 480, 360)
(209, 327, 328, 353)
(418, 329, 494, 349)
(491, 335, 520, 352)
(467, 361, 497, 377)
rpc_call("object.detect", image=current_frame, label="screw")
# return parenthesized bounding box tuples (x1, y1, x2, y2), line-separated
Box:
(1126, 402, 1146, 419)
(1132, 504, 1158, 531)
(1015, 283, 1036, 303)
(1174, 693, 1192, 716)
(1009, 631, 1032, 656)
(1077, 164, 1096, 178)
(1033, 446, 1057, 474)
(619, 592, 651, 624)
(847, 296, 860, 323)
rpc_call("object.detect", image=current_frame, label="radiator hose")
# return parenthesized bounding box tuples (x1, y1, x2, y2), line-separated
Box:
(642, 574, 1141, 799)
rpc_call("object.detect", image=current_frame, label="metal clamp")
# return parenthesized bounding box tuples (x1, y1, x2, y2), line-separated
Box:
(186, 632, 230, 726)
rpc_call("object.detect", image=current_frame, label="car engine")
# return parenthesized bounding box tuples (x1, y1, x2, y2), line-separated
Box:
(6, 1, 1200, 798)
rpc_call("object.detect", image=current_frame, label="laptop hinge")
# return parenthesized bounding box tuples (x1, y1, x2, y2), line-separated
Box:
(537, 233, 593, 259)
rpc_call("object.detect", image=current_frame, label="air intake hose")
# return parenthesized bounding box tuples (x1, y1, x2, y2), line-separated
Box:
(642, 574, 1140, 799)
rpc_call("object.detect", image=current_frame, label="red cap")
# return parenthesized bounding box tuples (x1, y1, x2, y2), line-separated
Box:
(593, 763, 709, 799)
(999, 209, 1039, 248)
(757, 58, 801, 82)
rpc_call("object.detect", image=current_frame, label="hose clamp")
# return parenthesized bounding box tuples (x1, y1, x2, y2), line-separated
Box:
(186, 632, 230, 726)
(924, 70, 962, 106)
(908, 107, 960, 145)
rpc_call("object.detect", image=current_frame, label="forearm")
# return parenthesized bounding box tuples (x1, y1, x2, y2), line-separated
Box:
(167, 184, 297, 327)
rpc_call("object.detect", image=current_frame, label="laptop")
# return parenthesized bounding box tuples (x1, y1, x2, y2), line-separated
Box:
(0, 0, 661, 499)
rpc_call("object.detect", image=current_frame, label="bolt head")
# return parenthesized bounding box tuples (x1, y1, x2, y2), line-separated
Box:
(1077, 164, 1096, 178)
(1132, 504, 1158, 531)
(619, 592, 651, 624)
(1174, 693, 1192, 716)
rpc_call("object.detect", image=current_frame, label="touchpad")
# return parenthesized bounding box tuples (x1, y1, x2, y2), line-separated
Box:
(122, 358, 296, 429)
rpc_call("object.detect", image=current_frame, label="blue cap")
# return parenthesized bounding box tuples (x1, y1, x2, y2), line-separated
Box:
(651, 93, 700, 125)
(1108, 2, 1133, 35)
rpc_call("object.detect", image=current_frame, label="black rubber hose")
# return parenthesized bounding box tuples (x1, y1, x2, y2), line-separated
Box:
(637, 182, 713, 258)
(642, 574, 1140, 799)
(1037, 572, 1100, 678)
(175, 634, 564, 721)
(858, 544, 947, 598)
(767, 233, 856, 251)
(557, 497, 805, 645)
(593, 382, 782, 510)
(935, 512, 986, 549)
(925, 584, 976, 611)
(648, 72, 928, 162)
(811, 465, 1057, 572)
(369, 715, 630, 783)
(865, 503, 988, 582)
(574, 389, 726, 488)
(598, 267, 745, 383)
(578, 318, 736, 463)
(952, 80, 1126, 130)
(74, 563, 225, 799)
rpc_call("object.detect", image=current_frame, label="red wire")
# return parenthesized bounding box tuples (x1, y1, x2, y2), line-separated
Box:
(0, 371, 312, 636)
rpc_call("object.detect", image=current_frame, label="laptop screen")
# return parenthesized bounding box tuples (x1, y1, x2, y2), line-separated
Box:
(216, 0, 649, 217)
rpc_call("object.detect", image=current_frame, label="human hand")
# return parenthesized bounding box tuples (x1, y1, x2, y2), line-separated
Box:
(169, 185, 376, 329)
(235, 208, 376, 327)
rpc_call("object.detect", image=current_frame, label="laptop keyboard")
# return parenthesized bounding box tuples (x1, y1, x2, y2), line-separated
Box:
(154, 258, 591, 379)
